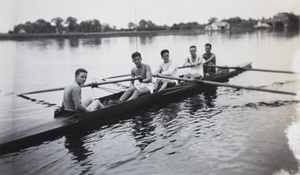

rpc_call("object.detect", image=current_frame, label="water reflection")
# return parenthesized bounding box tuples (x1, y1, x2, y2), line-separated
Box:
(203, 86, 218, 108)
(139, 36, 153, 45)
(128, 35, 154, 46)
(159, 103, 181, 127)
(82, 38, 102, 46)
(27, 39, 53, 49)
(186, 94, 205, 114)
(129, 36, 138, 45)
(129, 101, 183, 151)
(56, 38, 65, 49)
(131, 113, 156, 150)
(64, 133, 92, 162)
(175, 87, 218, 120)
(273, 30, 300, 38)
(206, 30, 231, 36)
(69, 38, 79, 47)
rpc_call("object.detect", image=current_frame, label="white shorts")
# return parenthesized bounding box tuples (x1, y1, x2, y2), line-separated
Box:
(190, 68, 203, 76)
(83, 97, 102, 111)
(87, 100, 101, 111)
(156, 77, 177, 85)
(135, 82, 154, 93)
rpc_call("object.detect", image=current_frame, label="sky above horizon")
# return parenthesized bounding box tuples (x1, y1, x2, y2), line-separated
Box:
(1, 0, 300, 33)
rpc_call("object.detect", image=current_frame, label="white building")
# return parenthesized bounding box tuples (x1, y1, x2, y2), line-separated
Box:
(18, 29, 26, 34)
(205, 22, 230, 31)
(254, 21, 272, 29)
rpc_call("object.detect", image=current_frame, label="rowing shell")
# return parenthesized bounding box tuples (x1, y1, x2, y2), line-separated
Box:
(0, 62, 251, 154)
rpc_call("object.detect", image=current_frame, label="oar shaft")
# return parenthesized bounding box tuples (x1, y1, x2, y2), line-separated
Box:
(102, 74, 131, 80)
(204, 65, 296, 74)
(18, 77, 138, 96)
(178, 65, 194, 69)
(155, 75, 297, 96)
(83, 77, 137, 87)
(200, 80, 297, 96)
(19, 87, 65, 95)
(243, 68, 295, 74)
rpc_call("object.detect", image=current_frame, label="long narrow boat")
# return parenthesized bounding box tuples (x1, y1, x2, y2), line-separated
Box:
(0, 62, 251, 154)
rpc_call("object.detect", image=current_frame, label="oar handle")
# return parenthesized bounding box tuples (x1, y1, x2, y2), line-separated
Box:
(203, 65, 296, 74)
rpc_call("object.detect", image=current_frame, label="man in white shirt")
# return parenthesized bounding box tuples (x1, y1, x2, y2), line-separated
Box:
(153, 49, 178, 92)
(182, 45, 203, 79)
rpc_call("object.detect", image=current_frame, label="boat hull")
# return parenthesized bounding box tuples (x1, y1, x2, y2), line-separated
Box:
(0, 62, 251, 154)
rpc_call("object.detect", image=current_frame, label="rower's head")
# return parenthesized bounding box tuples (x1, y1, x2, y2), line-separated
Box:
(75, 68, 88, 86)
(160, 49, 170, 63)
(189, 45, 197, 56)
(131, 52, 142, 66)
(205, 43, 212, 53)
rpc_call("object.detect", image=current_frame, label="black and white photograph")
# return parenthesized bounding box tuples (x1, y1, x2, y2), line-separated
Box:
(0, 0, 300, 174)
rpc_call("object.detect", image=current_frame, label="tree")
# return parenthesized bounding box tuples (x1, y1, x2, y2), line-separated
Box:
(13, 23, 25, 33)
(79, 19, 101, 32)
(185, 22, 200, 30)
(221, 17, 243, 28)
(284, 13, 300, 31)
(101, 23, 113, 32)
(35, 19, 48, 33)
(208, 17, 218, 24)
(128, 22, 136, 30)
(171, 23, 179, 30)
(139, 19, 148, 28)
(24, 21, 33, 33)
(92, 19, 101, 32)
(80, 20, 90, 32)
(65, 17, 79, 32)
(147, 20, 155, 27)
(51, 17, 64, 33)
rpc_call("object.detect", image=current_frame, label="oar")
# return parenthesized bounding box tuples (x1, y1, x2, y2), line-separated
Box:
(102, 66, 194, 80)
(17, 94, 59, 107)
(155, 75, 297, 96)
(18, 77, 138, 96)
(203, 65, 296, 74)
(178, 65, 195, 69)
(102, 74, 132, 81)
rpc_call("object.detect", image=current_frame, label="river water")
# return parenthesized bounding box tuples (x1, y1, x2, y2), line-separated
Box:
(0, 30, 300, 175)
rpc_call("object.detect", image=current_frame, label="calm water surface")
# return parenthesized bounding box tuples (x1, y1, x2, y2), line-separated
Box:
(0, 30, 300, 175)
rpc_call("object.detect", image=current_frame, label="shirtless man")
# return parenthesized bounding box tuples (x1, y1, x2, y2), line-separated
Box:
(183, 45, 203, 79)
(62, 68, 103, 113)
(153, 49, 178, 92)
(202, 43, 216, 76)
(119, 52, 153, 101)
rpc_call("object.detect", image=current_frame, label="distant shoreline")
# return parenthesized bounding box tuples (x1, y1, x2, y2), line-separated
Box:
(0, 28, 261, 40)
(0, 30, 208, 40)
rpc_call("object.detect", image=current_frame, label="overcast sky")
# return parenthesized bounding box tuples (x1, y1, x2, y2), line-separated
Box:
(1, 0, 300, 33)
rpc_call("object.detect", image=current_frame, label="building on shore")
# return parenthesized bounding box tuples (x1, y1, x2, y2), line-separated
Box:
(254, 21, 272, 29)
(205, 22, 230, 31)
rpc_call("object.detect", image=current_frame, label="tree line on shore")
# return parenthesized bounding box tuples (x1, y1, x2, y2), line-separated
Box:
(9, 12, 299, 34)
